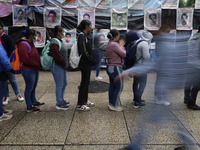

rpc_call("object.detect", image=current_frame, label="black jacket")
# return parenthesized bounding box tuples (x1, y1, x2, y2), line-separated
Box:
(1, 34, 15, 58)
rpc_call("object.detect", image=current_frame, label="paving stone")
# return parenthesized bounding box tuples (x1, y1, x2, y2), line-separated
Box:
(64, 145, 126, 150)
(0, 146, 62, 150)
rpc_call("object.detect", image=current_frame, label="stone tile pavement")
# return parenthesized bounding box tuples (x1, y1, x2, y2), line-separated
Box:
(0, 70, 200, 150)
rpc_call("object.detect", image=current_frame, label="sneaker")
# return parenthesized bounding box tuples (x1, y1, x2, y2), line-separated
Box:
(155, 100, 170, 106)
(63, 100, 70, 106)
(86, 101, 95, 107)
(33, 101, 45, 107)
(187, 104, 200, 110)
(26, 107, 41, 113)
(0, 113, 12, 122)
(108, 104, 123, 112)
(3, 109, 13, 115)
(17, 94, 24, 102)
(76, 105, 90, 111)
(56, 103, 69, 110)
(95, 76, 103, 81)
(133, 102, 145, 108)
(184, 100, 189, 104)
(3, 97, 10, 105)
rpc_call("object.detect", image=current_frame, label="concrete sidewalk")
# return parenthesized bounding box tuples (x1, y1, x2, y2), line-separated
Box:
(0, 70, 200, 150)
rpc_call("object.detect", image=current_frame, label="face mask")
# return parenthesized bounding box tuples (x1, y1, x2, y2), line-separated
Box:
(33, 37, 38, 43)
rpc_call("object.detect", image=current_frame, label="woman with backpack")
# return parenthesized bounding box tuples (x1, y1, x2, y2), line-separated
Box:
(17, 29, 45, 113)
(49, 25, 70, 110)
(106, 29, 126, 111)
(77, 20, 96, 111)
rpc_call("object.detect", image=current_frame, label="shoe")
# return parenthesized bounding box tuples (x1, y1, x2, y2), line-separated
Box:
(95, 76, 103, 80)
(133, 102, 145, 108)
(174, 146, 185, 150)
(3, 109, 13, 115)
(155, 100, 170, 106)
(184, 100, 189, 104)
(63, 100, 70, 106)
(33, 101, 45, 107)
(187, 104, 200, 110)
(76, 105, 90, 111)
(17, 94, 24, 102)
(26, 107, 41, 113)
(86, 101, 95, 107)
(56, 103, 69, 110)
(108, 104, 123, 112)
(3, 97, 10, 105)
(0, 113, 12, 122)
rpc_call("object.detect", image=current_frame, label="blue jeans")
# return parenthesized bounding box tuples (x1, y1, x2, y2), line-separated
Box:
(0, 81, 6, 116)
(106, 65, 123, 106)
(4, 72, 20, 97)
(21, 67, 39, 108)
(50, 63, 67, 105)
(94, 49, 102, 77)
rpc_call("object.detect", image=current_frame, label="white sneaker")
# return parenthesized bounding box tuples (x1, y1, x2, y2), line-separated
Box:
(108, 104, 123, 112)
(76, 105, 90, 111)
(3, 109, 13, 115)
(155, 100, 170, 106)
(95, 76, 103, 80)
(0, 113, 12, 122)
(17, 94, 24, 102)
(3, 97, 10, 105)
(86, 101, 95, 107)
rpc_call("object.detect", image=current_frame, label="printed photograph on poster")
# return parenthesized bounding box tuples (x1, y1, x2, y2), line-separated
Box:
(111, 9, 128, 30)
(13, 5, 27, 26)
(128, 0, 145, 10)
(177, 8, 193, 30)
(195, 0, 200, 9)
(0, 0, 12, 4)
(78, 9, 95, 28)
(144, 9, 161, 30)
(29, 0, 44, 6)
(30, 27, 46, 48)
(62, 29, 76, 49)
(62, 0, 78, 8)
(3, 27, 8, 35)
(44, 7, 61, 28)
(179, 0, 195, 7)
(96, 0, 111, 9)
(162, 0, 179, 9)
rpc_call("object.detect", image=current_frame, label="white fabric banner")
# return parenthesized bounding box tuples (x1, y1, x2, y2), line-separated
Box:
(13, 5, 28, 27)
(195, 0, 200, 9)
(96, 0, 112, 9)
(78, 8, 95, 28)
(62, 28, 76, 49)
(177, 8, 193, 30)
(161, 0, 179, 9)
(28, 0, 44, 6)
(30, 27, 46, 48)
(111, 9, 128, 30)
(44, 6, 61, 28)
(61, 0, 78, 8)
(128, 0, 145, 10)
(144, 9, 161, 30)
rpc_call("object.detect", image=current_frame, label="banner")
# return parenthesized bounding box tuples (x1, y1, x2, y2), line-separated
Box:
(0, 0, 12, 4)
(144, 9, 161, 30)
(78, 9, 95, 28)
(111, 9, 128, 30)
(96, 0, 112, 9)
(128, 0, 145, 10)
(61, 0, 78, 8)
(177, 8, 193, 30)
(62, 28, 76, 49)
(195, 0, 200, 9)
(28, 0, 44, 6)
(30, 27, 46, 48)
(44, 7, 61, 28)
(161, 0, 179, 9)
(13, 5, 27, 27)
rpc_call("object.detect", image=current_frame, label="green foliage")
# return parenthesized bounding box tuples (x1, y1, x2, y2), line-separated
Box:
(179, 0, 195, 7)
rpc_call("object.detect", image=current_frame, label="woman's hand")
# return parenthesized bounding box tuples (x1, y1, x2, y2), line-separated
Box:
(118, 39, 126, 47)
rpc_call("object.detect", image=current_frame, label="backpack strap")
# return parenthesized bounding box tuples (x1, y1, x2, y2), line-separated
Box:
(52, 38, 62, 51)
(20, 41, 31, 52)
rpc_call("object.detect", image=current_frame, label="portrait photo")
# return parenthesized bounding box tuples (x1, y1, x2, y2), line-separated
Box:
(44, 7, 61, 28)
(78, 9, 95, 28)
(13, 5, 27, 26)
(111, 9, 128, 30)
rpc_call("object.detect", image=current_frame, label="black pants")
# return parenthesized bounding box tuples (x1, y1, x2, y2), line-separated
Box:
(78, 64, 91, 105)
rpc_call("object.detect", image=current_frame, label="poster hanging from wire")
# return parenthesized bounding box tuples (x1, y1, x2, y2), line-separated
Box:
(44, 7, 61, 28)
(62, 28, 76, 49)
(13, 5, 27, 26)
(161, 0, 179, 9)
(195, 0, 200, 9)
(144, 9, 161, 30)
(111, 9, 128, 30)
(61, 0, 78, 8)
(30, 27, 46, 48)
(128, 0, 145, 10)
(96, 0, 112, 9)
(177, 8, 193, 30)
(0, 0, 12, 4)
(78, 9, 95, 28)
(28, 0, 44, 6)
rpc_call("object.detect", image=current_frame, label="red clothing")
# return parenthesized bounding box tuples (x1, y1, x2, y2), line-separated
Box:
(17, 39, 42, 70)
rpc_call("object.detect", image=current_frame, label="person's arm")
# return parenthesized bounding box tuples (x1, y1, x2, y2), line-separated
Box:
(113, 42, 126, 58)
(0, 45, 12, 72)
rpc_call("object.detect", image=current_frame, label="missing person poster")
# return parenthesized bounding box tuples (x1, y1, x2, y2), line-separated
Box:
(128, 0, 145, 10)
(30, 27, 46, 48)
(78, 9, 95, 28)
(195, 0, 200, 9)
(62, 28, 76, 49)
(111, 9, 128, 30)
(162, 0, 179, 9)
(144, 9, 161, 30)
(96, 0, 112, 9)
(0, 0, 12, 4)
(28, 0, 44, 6)
(177, 8, 193, 30)
(44, 7, 61, 28)
(61, 0, 78, 8)
(13, 5, 27, 26)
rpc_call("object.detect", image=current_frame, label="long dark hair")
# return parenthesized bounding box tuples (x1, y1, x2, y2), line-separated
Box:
(107, 29, 120, 40)
(22, 29, 36, 39)
(53, 25, 63, 36)
(77, 20, 91, 32)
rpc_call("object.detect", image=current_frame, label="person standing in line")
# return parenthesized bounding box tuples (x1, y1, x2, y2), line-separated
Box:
(77, 20, 96, 111)
(50, 25, 70, 110)
(106, 29, 126, 111)
(17, 29, 45, 112)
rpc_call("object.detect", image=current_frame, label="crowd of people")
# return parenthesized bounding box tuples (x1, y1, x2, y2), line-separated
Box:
(0, 20, 200, 123)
